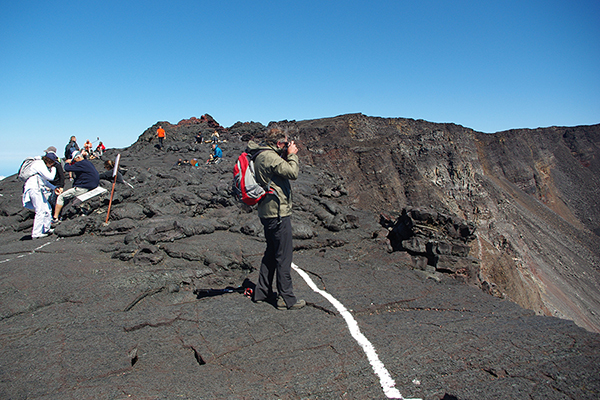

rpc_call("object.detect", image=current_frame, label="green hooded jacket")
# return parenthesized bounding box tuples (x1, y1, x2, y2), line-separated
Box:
(246, 140, 299, 219)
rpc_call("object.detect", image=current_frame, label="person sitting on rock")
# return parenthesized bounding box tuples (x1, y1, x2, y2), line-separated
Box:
(84, 139, 93, 155)
(211, 130, 219, 143)
(52, 151, 100, 223)
(207, 143, 222, 164)
(91, 142, 105, 159)
(99, 159, 124, 184)
(22, 151, 60, 238)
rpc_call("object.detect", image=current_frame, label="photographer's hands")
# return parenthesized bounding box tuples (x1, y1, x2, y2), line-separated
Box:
(287, 140, 298, 156)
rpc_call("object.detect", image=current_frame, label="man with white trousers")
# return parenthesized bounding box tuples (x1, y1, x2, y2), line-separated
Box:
(22, 152, 60, 239)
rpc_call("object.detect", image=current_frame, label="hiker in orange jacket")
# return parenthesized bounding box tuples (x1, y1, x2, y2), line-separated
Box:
(157, 126, 166, 149)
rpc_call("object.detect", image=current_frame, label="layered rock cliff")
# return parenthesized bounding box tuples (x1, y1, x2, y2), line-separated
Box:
(264, 114, 600, 332)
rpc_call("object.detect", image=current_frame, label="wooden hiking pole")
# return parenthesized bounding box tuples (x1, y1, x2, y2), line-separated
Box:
(105, 154, 121, 224)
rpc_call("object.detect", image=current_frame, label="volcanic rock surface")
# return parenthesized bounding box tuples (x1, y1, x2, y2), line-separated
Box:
(0, 113, 599, 399)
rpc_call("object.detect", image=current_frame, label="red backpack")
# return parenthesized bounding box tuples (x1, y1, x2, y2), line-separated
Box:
(232, 150, 271, 206)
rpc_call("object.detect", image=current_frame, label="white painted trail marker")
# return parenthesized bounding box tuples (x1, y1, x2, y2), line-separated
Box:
(0, 240, 56, 264)
(292, 263, 421, 400)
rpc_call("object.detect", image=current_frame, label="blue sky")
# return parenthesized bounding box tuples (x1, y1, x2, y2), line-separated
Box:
(1, 0, 599, 178)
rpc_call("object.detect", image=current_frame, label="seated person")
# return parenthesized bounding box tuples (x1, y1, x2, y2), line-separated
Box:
(92, 142, 106, 159)
(99, 159, 124, 184)
(83, 140, 93, 154)
(52, 151, 100, 222)
(96, 141, 105, 154)
(207, 143, 222, 164)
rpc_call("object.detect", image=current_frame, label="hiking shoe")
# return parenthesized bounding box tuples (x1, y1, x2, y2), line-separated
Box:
(52, 218, 61, 225)
(288, 299, 306, 310)
(276, 297, 286, 309)
(32, 233, 49, 239)
(277, 298, 306, 310)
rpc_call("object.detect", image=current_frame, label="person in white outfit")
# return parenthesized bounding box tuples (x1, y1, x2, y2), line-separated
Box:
(22, 153, 59, 239)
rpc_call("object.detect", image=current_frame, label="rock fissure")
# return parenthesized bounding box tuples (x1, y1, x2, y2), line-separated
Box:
(122, 315, 181, 332)
(123, 287, 164, 312)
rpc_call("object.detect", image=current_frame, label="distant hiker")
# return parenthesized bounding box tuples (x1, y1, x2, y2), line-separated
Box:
(157, 125, 166, 149)
(99, 159, 124, 184)
(21, 151, 60, 239)
(53, 151, 100, 223)
(211, 130, 219, 143)
(207, 143, 222, 164)
(249, 128, 305, 310)
(195, 132, 203, 144)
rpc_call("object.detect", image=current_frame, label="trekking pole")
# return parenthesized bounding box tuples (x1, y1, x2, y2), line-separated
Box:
(193, 286, 253, 299)
(105, 154, 120, 224)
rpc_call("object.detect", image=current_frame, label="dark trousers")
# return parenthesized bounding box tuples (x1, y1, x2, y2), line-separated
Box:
(255, 216, 297, 307)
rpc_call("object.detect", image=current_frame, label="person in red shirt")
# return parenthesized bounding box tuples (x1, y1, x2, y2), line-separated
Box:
(92, 141, 105, 159)
(157, 126, 166, 149)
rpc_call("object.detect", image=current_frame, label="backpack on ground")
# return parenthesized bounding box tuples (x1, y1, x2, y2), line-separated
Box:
(232, 150, 271, 206)
(18, 157, 38, 182)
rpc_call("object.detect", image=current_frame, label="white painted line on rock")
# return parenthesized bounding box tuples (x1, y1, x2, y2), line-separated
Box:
(0, 239, 57, 264)
(292, 262, 421, 400)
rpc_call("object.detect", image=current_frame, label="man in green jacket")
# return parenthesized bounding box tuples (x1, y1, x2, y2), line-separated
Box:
(248, 130, 305, 310)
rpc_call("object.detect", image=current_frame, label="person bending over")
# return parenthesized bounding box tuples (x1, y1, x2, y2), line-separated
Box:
(22, 152, 60, 238)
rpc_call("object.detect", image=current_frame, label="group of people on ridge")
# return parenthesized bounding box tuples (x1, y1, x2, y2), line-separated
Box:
(158, 126, 223, 165)
(22, 136, 118, 239)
